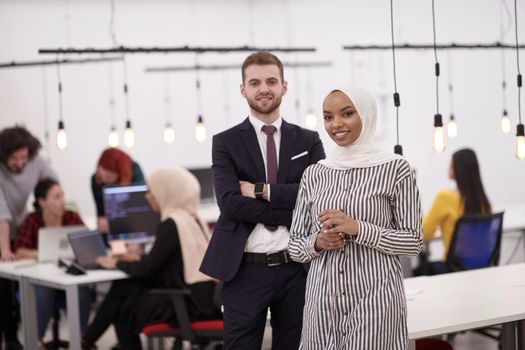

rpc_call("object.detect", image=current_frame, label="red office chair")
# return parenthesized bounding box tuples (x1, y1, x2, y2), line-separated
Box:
(141, 288, 223, 350)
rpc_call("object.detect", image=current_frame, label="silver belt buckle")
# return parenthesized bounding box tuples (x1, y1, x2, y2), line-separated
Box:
(266, 252, 281, 267)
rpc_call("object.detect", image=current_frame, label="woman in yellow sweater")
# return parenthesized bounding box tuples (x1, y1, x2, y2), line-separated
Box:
(421, 148, 491, 275)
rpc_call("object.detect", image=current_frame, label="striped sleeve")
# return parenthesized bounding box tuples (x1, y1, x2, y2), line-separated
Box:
(354, 168, 423, 256)
(288, 169, 322, 263)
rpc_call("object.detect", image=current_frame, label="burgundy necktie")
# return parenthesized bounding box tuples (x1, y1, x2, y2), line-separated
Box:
(261, 125, 278, 231)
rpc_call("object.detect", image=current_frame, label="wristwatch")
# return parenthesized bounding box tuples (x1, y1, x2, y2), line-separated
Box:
(254, 182, 265, 200)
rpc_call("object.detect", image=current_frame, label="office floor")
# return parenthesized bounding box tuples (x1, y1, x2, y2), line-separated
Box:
(33, 231, 523, 349)
(40, 321, 499, 349)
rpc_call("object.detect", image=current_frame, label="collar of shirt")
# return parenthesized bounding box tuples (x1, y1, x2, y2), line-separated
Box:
(248, 115, 283, 136)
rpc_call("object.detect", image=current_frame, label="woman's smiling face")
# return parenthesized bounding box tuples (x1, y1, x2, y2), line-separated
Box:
(323, 90, 363, 147)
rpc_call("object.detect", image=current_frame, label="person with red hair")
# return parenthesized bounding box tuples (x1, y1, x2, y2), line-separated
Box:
(90, 148, 144, 233)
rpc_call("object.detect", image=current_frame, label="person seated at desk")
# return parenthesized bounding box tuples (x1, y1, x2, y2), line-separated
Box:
(418, 148, 491, 275)
(13, 178, 92, 343)
(91, 147, 144, 233)
(82, 167, 221, 350)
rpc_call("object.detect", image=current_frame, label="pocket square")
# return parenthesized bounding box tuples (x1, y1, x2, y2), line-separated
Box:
(291, 151, 308, 160)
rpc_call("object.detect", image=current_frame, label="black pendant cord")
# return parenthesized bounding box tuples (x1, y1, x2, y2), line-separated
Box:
(390, 0, 402, 155)
(432, 0, 440, 116)
(500, 0, 509, 116)
(195, 55, 203, 120)
(107, 62, 117, 130)
(514, 0, 522, 127)
(41, 67, 51, 163)
(56, 55, 64, 125)
(163, 73, 172, 126)
(122, 56, 131, 127)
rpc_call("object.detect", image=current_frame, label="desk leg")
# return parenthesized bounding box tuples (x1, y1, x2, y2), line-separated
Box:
(65, 285, 82, 350)
(408, 339, 416, 350)
(20, 278, 38, 350)
(518, 320, 525, 350)
(502, 321, 518, 350)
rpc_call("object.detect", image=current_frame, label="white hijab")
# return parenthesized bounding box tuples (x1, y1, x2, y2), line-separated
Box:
(319, 86, 403, 169)
(147, 167, 213, 284)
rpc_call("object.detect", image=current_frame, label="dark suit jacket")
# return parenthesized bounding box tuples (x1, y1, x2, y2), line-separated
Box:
(200, 118, 325, 281)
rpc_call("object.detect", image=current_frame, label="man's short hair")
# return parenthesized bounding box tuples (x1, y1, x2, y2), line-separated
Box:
(0, 126, 41, 165)
(241, 51, 284, 83)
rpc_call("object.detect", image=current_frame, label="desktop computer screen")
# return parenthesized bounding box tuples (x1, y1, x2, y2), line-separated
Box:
(188, 167, 215, 203)
(102, 184, 160, 243)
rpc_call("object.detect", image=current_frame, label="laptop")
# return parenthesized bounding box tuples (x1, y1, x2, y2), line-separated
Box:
(37, 225, 87, 263)
(68, 230, 108, 269)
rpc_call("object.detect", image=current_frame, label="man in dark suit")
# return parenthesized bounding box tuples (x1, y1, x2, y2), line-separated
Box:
(200, 51, 325, 349)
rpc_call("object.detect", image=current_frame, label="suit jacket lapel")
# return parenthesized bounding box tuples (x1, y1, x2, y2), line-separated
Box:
(278, 119, 296, 183)
(239, 118, 266, 181)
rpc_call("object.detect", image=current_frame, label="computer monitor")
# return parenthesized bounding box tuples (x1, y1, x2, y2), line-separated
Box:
(188, 167, 215, 203)
(102, 184, 160, 244)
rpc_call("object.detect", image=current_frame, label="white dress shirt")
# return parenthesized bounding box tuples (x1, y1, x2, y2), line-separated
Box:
(245, 115, 290, 253)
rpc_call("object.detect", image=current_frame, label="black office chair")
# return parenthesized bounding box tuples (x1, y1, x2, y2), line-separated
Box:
(142, 283, 223, 350)
(445, 212, 504, 344)
(445, 212, 504, 272)
(39, 292, 68, 350)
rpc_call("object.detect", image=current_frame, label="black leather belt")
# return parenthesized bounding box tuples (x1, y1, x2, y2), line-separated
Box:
(243, 250, 291, 267)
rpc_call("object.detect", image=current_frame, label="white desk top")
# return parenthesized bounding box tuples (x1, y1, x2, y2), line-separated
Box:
(406, 263, 525, 339)
(198, 203, 220, 224)
(0, 259, 127, 287)
(0, 259, 36, 280)
(19, 262, 128, 287)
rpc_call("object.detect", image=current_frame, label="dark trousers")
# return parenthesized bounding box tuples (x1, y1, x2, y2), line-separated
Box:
(83, 279, 141, 349)
(0, 278, 19, 345)
(221, 260, 306, 350)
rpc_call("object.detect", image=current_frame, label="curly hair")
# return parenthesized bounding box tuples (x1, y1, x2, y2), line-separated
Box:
(0, 125, 41, 166)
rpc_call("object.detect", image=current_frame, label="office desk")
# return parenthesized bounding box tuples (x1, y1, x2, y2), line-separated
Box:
(0, 259, 39, 347)
(18, 263, 128, 350)
(0, 259, 35, 280)
(503, 205, 525, 233)
(198, 203, 220, 224)
(406, 263, 525, 350)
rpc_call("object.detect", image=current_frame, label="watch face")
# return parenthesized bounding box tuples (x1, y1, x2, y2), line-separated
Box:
(255, 183, 264, 194)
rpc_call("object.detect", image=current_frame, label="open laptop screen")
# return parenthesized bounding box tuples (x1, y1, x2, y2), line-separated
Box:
(38, 225, 86, 263)
(68, 230, 107, 269)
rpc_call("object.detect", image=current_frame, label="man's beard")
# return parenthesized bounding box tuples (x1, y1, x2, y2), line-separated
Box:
(247, 93, 283, 116)
(7, 165, 24, 174)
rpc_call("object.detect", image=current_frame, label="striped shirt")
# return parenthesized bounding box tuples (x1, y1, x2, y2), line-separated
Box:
(288, 159, 422, 350)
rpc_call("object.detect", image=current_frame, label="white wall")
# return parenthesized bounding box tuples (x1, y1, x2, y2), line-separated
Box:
(0, 0, 524, 221)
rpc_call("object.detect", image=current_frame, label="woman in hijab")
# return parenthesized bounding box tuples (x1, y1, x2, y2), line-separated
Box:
(288, 87, 422, 350)
(82, 167, 221, 350)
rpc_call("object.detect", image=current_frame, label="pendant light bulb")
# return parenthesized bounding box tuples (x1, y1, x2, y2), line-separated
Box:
(447, 115, 458, 138)
(56, 121, 68, 150)
(304, 110, 317, 130)
(433, 114, 446, 153)
(195, 115, 206, 143)
(516, 124, 525, 160)
(108, 126, 119, 147)
(124, 120, 135, 148)
(163, 123, 175, 144)
(501, 110, 511, 134)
